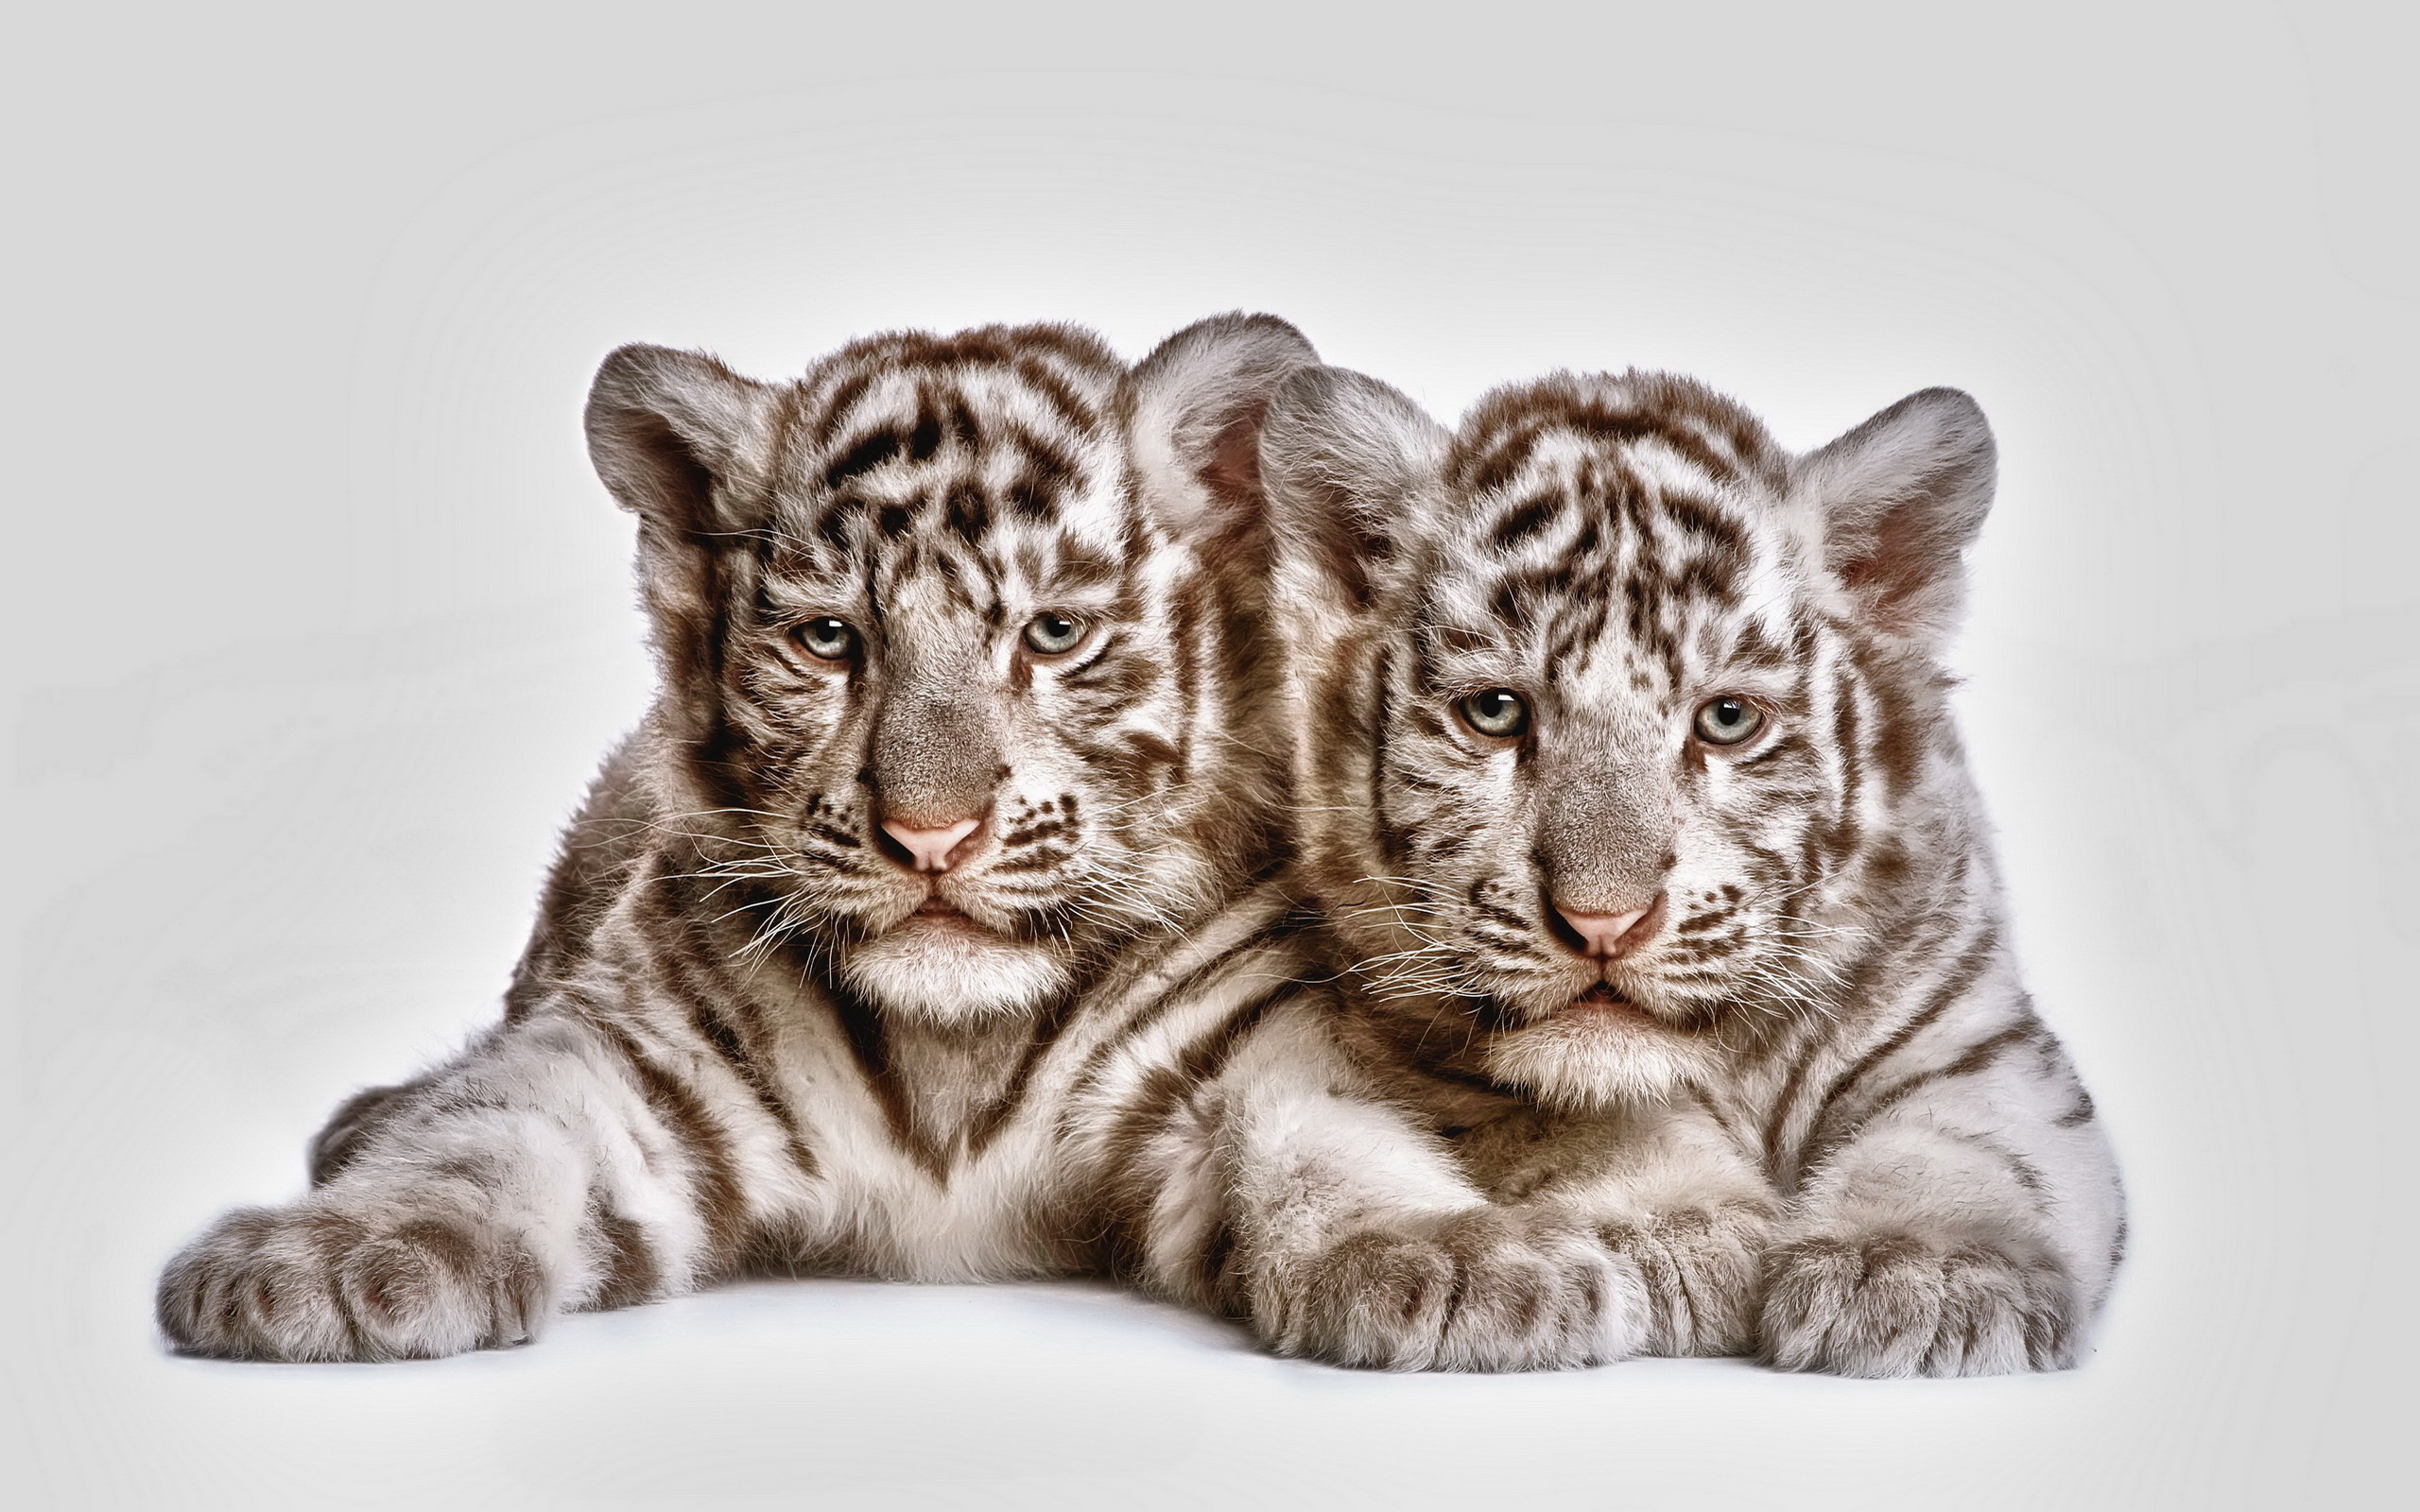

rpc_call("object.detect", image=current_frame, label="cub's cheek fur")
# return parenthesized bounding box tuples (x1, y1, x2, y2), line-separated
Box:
(1245, 1207, 1652, 1371)
(1756, 1232, 2081, 1378)
(156, 1202, 547, 1363)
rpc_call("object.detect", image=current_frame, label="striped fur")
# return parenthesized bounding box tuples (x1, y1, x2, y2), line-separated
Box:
(154, 316, 1324, 1361)
(1207, 365, 2126, 1375)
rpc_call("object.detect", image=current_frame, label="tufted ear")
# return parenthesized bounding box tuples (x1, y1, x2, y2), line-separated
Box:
(584, 343, 780, 539)
(1125, 312, 1320, 547)
(1789, 387, 1996, 648)
(1257, 364, 1451, 619)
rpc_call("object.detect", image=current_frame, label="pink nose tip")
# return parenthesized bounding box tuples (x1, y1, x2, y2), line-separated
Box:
(880, 816, 981, 874)
(1555, 895, 1665, 959)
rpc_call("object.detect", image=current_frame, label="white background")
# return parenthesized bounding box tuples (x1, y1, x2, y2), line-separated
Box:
(9, 2, 2414, 1507)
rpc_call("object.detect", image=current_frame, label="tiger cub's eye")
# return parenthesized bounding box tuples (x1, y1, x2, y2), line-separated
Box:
(1022, 611, 1087, 656)
(1459, 688, 1530, 738)
(794, 617, 857, 662)
(1694, 696, 1764, 746)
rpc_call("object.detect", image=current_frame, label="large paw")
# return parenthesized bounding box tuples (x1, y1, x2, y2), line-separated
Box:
(1250, 1209, 1646, 1371)
(1597, 1202, 1771, 1358)
(157, 1202, 546, 1362)
(1757, 1233, 2080, 1377)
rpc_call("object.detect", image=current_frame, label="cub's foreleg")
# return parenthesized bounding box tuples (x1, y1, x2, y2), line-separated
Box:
(1759, 989, 2124, 1377)
(1461, 1098, 1777, 1359)
(157, 1008, 749, 1361)
(1118, 999, 1651, 1371)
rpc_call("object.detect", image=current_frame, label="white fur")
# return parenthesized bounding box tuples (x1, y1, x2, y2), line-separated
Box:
(1483, 1011, 1722, 1111)
(839, 921, 1071, 1024)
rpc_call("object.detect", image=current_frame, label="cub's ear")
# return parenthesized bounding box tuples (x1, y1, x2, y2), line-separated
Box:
(1257, 365, 1449, 615)
(1125, 312, 1321, 545)
(584, 344, 779, 537)
(1789, 387, 1996, 647)
(583, 344, 779, 696)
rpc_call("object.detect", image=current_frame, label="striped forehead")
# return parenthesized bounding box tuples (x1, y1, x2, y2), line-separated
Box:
(1447, 370, 1786, 494)
(759, 351, 1132, 591)
(1427, 392, 1797, 696)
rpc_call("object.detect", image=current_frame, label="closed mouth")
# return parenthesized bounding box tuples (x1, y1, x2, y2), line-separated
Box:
(1563, 983, 1649, 1020)
(892, 897, 1000, 941)
(878, 894, 1014, 946)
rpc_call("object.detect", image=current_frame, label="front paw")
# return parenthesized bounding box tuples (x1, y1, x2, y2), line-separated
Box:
(1757, 1233, 2079, 1377)
(1597, 1203, 1771, 1357)
(1251, 1209, 1646, 1371)
(157, 1201, 546, 1362)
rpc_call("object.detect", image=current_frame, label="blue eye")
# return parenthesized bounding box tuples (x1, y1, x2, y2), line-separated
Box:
(1022, 612, 1087, 656)
(794, 617, 857, 661)
(1693, 696, 1764, 746)
(1459, 688, 1530, 738)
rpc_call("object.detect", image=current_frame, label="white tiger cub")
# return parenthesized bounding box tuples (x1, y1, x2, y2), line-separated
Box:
(154, 316, 1324, 1361)
(1121, 363, 2125, 1376)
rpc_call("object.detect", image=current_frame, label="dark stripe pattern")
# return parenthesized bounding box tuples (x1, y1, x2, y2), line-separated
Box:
(152, 317, 1321, 1363)
(1271, 365, 2124, 1375)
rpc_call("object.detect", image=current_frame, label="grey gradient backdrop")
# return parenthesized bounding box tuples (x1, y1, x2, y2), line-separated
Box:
(9, 3, 2415, 1507)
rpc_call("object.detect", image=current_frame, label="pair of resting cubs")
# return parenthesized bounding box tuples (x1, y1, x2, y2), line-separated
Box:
(158, 315, 2123, 1376)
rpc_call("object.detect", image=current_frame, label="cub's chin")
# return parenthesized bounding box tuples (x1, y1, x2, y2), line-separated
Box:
(1483, 990, 1718, 1110)
(839, 914, 1071, 1025)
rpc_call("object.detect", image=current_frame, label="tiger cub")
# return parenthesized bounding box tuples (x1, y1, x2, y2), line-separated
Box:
(1185, 363, 2126, 1375)
(155, 315, 1320, 1361)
